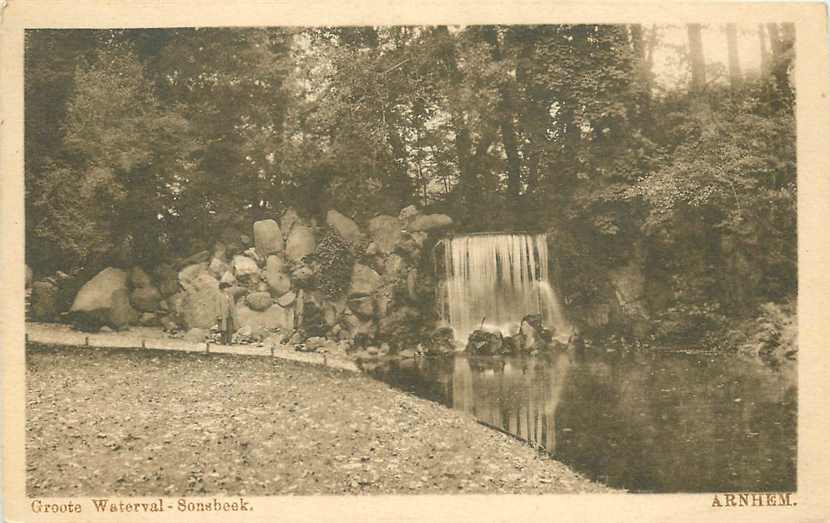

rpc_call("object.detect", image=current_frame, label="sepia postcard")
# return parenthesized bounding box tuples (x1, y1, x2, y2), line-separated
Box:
(2, 1, 829, 521)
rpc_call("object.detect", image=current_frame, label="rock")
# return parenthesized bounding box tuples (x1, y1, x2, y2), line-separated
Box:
(240, 234, 252, 247)
(348, 295, 375, 319)
(208, 256, 230, 278)
(290, 265, 315, 286)
(277, 291, 296, 308)
(232, 255, 259, 278)
(220, 271, 237, 287)
(243, 247, 264, 266)
(326, 209, 365, 246)
(285, 225, 316, 261)
(365, 242, 379, 256)
(465, 329, 504, 355)
(519, 314, 549, 351)
(398, 205, 420, 225)
(236, 325, 253, 338)
(69, 268, 135, 327)
(408, 213, 452, 232)
(157, 263, 179, 297)
(263, 255, 292, 296)
(350, 264, 382, 296)
(30, 281, 59, 321)
(227, 285, 248, 301)
(139, 312, 159, 326)
(100, 326, 114, 333)
(160, 315, 178, 333)
(367, 215, 402, 255)
(236, 303, 294, 332)
(25, 265, 33, 289)
(129, 266, 153, 288)
(184, 328, 208, 342)
(246, 291, 273, 311)
(410, 231, 428, 248)
(383, 254, 405, 282)
(375, 291, 392, 318)
(130, 286, 162, 312)
(178, 263, 210, 293)
(253, 219, 284, 257)
(181, 288, 224, 329)
(395, 232, 421, 258)
(109, 288, 138, 329)
(426, 326, 456, 355)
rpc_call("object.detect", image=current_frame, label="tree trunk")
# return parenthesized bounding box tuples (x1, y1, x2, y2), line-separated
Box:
(687, 24, 706, 93)
(726, 23, 742, 89)
(482, 26, 523, 200)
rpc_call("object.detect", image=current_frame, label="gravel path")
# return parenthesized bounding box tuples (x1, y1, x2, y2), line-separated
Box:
(26, 343, 613, 496)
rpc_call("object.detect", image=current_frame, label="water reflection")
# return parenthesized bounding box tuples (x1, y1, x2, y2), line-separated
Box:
(365, 350, 796, 493)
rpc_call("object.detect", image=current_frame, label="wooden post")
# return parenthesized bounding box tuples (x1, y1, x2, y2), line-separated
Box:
(270, 345, 274, 357)
(85, 336, 90, 346)
(206, 342, 210, 354)
(141, 339, 146, 349)
(323, 354, 328, 367)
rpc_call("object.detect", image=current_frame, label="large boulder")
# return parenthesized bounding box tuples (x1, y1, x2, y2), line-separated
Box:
(350, 264, 382, 296)
(109, 288, 139, 330)
(285, 225, 316, 261)
(179, 263, 215, 293)
(465, 329, 504, 355)
(69, 268, 131, 326)
(129, 266, 153, 289)
(25, 265, 33, 289)
(326, 210, 365, 246)
(30, 280, 59, 321)
(232, 255, 259, 278)
(246, 291, 273, 312)
(263, 255, 291, 296)
(236, 302, 294, 332)
(367, 215, 402, 255)
(208, 256, 230, 278)
(408, 213, 453, 232)
(253, 219, 284, 257)
(130, 286, 162, 312)
(398, 205, 420, 226)
(180, 288, 223, 329)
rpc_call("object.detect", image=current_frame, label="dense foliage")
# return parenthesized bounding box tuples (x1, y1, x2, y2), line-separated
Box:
(25, 24, 796, 341)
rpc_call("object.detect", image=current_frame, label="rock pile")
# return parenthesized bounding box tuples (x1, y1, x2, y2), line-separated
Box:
(29, 205, 455, 354)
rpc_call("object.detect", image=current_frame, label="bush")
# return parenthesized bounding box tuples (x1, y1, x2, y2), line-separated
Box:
(314, 229, 354, 299)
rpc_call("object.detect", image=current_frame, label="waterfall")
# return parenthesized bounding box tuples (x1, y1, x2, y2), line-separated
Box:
(438, 233, 571, 343)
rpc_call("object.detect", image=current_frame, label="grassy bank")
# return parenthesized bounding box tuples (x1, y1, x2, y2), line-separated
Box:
(26, 343, 612, 496)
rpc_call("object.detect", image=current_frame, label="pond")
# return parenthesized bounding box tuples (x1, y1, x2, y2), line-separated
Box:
(362, 349, 797, 493)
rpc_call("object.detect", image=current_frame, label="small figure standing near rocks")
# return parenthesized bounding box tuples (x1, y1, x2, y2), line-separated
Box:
(217, 282, 238, 345)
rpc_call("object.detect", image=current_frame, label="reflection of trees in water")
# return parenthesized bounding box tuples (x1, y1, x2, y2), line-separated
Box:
(553, 352, 797, 492)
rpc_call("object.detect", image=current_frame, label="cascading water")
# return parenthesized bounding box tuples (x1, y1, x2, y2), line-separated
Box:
(437, 233, 571, 344)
